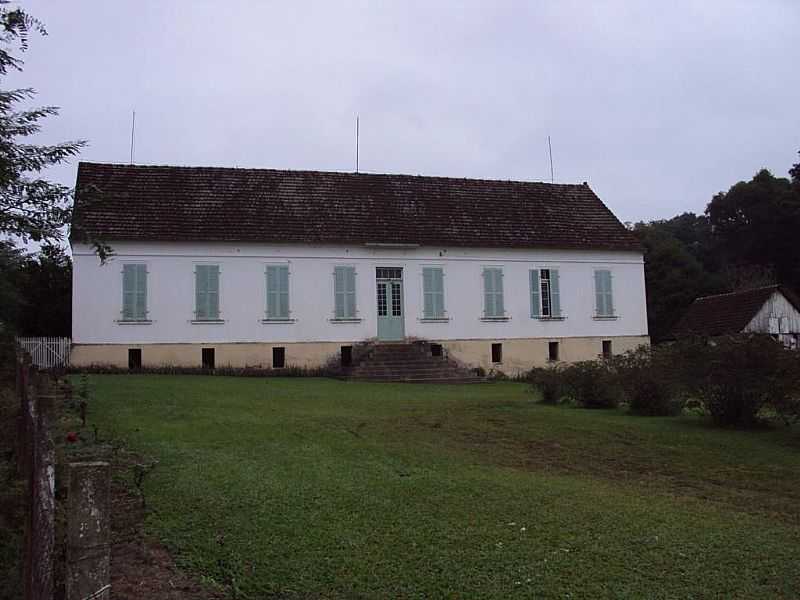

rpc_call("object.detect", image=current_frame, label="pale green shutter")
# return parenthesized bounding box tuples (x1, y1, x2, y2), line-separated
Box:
(207, 266, 219, 319)
(530, 269, 540, 318)
(432, 268, 444, 318)
(344, 267, 356, 318)
(334, 267, 346, 318)
(122, 265, 136, 320)
(494, 269, 504, 316)
(550, 269, 561, 317)
(423, 267, 444, 318)
(483, 268, 495, 317)
(595, 270, 612, 316)
(266, 265, 290, 319)
(196, 265, 219, 320)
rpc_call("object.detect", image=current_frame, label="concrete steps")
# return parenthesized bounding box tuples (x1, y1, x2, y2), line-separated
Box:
(348, 341, 485, 384)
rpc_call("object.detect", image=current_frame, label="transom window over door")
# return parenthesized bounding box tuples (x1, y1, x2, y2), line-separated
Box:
(121, 263, 148, 321)
(194, 264, 220, 321)
(530, 268, 561, 318)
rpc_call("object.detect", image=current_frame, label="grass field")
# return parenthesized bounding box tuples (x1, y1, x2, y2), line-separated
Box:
(85, 375, 800, 598)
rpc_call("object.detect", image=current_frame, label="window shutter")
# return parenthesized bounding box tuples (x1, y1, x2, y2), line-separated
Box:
(550, 269, 561, 317)
(494, 269, 504, 316)
(483, 269, 495, 317)
(334, 267, 345, 318)
(530, 269, 540, 318)
(267, 265, 289, 319)
(594, 270, 604, 316)
(207, 266, 219, 319)
(195, 266, 208, 319)
(122, 265, 136, 320)
(605, 271, 614, 316)
(432, 268, 444, 318)
(345, 267, 356, 318)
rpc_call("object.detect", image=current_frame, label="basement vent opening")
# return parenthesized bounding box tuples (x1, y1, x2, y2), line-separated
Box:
(202, 347, 215, 370)
(602, 340, 612, 359)
(430, 343, 443, 357)
(273, 347, 286, 369)
(341, 345, 353, 367)
(548, 341, 559, 362)
(128, 348, 142, 370)
(491, 343, 502, 364)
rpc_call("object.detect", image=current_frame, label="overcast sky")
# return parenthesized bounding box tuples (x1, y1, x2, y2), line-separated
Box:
(9, 0, 800, 224)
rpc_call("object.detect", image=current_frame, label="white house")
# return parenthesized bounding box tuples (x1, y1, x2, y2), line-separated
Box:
(673, 285, 800, 349)
(70, 163, 649, 374)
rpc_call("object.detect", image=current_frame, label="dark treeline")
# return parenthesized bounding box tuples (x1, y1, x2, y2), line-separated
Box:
(633, 151, 800, 341)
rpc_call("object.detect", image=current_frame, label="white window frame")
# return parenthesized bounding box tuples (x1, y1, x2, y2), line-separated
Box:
(530, 266, 565, 321)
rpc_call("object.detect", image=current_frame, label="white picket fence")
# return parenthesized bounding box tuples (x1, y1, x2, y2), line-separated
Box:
(16, 337, 71, 369)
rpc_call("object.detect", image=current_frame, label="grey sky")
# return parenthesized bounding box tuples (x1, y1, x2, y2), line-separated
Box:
(10, 0, 800, 224)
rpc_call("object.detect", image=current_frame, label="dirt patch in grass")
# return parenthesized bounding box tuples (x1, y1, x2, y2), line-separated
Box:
(106, 453, 225, 600)
(446, 417, 800, 524)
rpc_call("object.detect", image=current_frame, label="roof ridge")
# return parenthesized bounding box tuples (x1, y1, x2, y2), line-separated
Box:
(76, 161, 588, 189)
(694, 284, 779, 302)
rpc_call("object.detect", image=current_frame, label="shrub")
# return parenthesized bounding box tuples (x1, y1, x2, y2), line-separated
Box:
(677, 334, 800, 428)
(559, 360, 619, 409)
(612, 345, 684, 416)
(527, 364, 564, 404)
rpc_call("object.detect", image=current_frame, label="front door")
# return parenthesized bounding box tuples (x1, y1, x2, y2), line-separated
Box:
(376, 267, 404, 341)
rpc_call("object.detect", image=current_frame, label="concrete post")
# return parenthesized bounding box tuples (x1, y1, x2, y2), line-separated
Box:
(66, 462, 111, 600)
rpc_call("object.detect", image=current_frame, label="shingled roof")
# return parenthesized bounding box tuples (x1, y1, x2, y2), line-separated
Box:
(70, 162, 641, 251)
(672, 285, 800, 337)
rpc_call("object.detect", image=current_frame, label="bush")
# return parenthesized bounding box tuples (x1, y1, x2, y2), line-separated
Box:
(677, 334, 800, 428)
(527, 364, 564, 404)
(612, 345, 684, 416)
(559, 360, 619, 409)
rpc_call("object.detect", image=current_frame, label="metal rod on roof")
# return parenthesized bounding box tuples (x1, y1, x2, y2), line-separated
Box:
(130, 110, 136, 164)
(356, 115, 360, 173)
(548, 135, 554, 184)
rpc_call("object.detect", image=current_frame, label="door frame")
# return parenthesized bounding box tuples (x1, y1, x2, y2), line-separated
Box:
(376, 267, 405, 341)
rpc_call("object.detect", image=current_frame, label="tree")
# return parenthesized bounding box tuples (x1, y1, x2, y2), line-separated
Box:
(16, 243, 71, 336)
(0, 2, 85, 245)
(633, 221, 724, 341)
(706, 168, 800, 291)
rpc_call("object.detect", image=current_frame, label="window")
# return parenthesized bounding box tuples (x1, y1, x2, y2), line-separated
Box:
(482, 267, 505, 318)
(422, 267, 445, 319)
(266, 265, 290, 320)
(202, 348, 215, 370)
(430, 343, 443, 357)
(333, 266, 357, 319)
(594, 269, 614, 317)
(491, 343, 503, 363)
(548, 341, 559, 362)
(195, 265, 220, 320)
(128, 348, 142, 370)
(530, 268, 561, 318)
(272, 347, 286, 368)
(602, 340, 612, 359)
(341, 345, 353, 367)
(122, 264, 148, 321)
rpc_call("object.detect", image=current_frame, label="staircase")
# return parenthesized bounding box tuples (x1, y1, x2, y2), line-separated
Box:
(347, 341, 485, 383)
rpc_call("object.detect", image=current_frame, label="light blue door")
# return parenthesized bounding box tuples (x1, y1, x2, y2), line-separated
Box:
(376, 267, 404, 341)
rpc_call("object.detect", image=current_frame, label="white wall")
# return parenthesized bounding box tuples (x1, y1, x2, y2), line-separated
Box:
(72, 242, 648, 344)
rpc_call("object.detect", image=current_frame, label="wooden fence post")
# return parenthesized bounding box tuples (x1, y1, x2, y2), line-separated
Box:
(28, 393, 56, 600)
(66, 462, 111, 600)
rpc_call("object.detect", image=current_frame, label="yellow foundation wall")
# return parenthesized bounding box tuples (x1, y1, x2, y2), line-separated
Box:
(71, 336, 649, 373)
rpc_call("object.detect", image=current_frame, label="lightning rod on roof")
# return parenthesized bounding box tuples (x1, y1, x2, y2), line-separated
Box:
(356, 115, 360, 173)
(130, 110, 136, 164)
(548, 135, 554, 184)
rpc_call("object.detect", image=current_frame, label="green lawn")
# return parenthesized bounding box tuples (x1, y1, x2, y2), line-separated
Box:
(85, 375, 800, 599)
